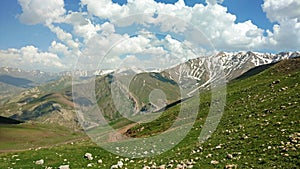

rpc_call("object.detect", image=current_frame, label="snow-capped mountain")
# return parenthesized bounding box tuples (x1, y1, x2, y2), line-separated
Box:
(0, 67, 60, 103)
(59, 69, 116, 77)
(165, 51, 300, 88)
(1, 51, 299, 86)
(0, 67, 62, 90)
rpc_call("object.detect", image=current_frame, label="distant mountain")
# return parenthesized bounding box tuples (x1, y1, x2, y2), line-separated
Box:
(0, 67, 59, 84)
(166, 51, 300, 89)
(3, 51, 297, 83)
(0, 67, 62, 103)
(91, 51, 300, 123)
(0, 78, 80, 130)
(0, 75, 33, 88)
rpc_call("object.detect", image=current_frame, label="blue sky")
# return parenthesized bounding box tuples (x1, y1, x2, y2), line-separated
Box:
(0, 0, 299, 72)
(0, 0, 274, 50)
(0, 0, 74, 50)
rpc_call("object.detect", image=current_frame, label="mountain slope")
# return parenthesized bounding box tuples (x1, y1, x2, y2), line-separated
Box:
(0, 67, 61, 105)
(0, 116, 23, 124)
(0, 76, 80, 130)
(95, 71, 181, 121)
(0, 123, 84, 152)
(123, 57, 300, 167)
(166, 51, 300, 88)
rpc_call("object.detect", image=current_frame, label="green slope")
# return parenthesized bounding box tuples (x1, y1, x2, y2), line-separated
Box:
(0, 123, 84, 152)
(0, 75, 81, 130)
(95, 72, 180, 121)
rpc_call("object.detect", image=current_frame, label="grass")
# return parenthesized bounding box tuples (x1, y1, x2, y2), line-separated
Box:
(0, 123, 84, 152)
(129, 72, 180, 107)
(0, 58, 299, 168)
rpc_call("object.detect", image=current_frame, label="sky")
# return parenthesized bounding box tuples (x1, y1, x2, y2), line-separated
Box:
(0, 0, 299, 72)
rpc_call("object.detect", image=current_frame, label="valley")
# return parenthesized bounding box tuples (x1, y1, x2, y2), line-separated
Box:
(0, 54, 299, 168)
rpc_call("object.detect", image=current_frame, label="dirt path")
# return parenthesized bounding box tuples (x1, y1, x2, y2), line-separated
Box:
(107, 123, 137, 143)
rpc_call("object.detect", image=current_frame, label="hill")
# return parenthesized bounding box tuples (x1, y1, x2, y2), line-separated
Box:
(0, 76, 81, 130)
(0, 116, 23, 125)
(0, 123, 84, 153)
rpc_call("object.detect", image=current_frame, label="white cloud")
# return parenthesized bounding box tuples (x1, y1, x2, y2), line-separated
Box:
(75, 29, 129, 70)
(189, 4, 265, 51)
(80, 0, 129, 20)
(0, 46, 66, 72)
(18, 0, 66, 25)
(64, 12, 102, 41)
(80, 0, 266, 51)
(78, 0, 300, 53)
(206, 0, 224, 5)
(262, 0, 300, 23)
(10, 0, 300, 72)
(49, 41, 71, 57)
(96, 32, 200, 70)
(262, 0, 300, 50)
(267, 20, 300, 50)
(47, 23, 79, 50)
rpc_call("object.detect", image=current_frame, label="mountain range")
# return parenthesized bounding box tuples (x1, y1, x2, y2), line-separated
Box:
(0, 51, 299, 129)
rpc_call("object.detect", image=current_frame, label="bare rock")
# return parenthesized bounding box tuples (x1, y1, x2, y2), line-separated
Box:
(227, 154, 233, 159)
(35, 159, 44, 165)
(58, 165, 70, 169)
(84, 153, 93, 160)
(211, 160, 219, 165)
(225, 164, 237, 169)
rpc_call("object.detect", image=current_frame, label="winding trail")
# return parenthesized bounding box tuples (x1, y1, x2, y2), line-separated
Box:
(107, 123, 137, 143)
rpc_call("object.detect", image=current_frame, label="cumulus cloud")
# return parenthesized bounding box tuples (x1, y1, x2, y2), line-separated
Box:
(47, 23, 79, 50)
(95, 31, 200, 70)
(75, 28, 129, 70)
(64, 12, 101, 41)
(18, 0, 66, 24)
(187, 4, 265, 50)
(266, 20, 300, 50)
(262, 0, 300, 50)
(75, 0, 300, 54)
(80, 0, 266, 51)
(10, 0, 300, 72)
(262, 0, 300, 23)
(49, 41, 71, 57)
(0, 46, 66, 72)
(81, 0, 129, 20)
(16, 0, 270, 52)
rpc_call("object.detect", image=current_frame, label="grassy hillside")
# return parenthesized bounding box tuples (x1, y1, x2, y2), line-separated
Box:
(0, 70, 180, 129)
(0, 123, 84, 152)
(0, 75, 81, 130)
(129, 72, 180, 107)
(0, 58, 299, 168)
(95, 72, 181, 121)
